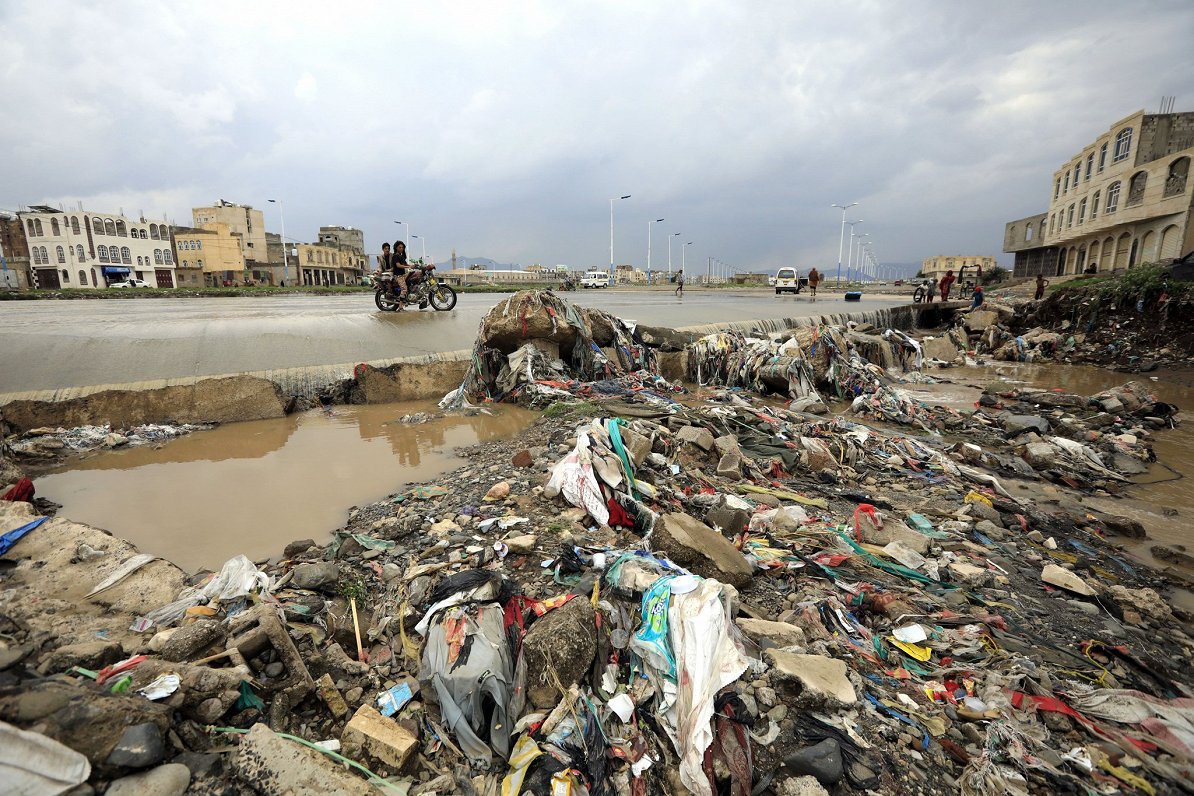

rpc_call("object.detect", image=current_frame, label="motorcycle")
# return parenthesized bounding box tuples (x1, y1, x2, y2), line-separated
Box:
(557, 275, 578, 291)
(373, 265, 457, 312)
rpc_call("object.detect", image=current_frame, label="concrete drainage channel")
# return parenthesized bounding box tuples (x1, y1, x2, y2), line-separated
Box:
(0, 303, 953, 433)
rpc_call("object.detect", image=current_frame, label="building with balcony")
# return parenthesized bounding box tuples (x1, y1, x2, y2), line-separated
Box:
(1007, 108, 1194, 277)
(17, 206, 176, 288)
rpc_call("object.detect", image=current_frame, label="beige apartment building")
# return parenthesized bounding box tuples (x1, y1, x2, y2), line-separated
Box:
(1009, 108, 1194, 277)
(318, 225, 368, 284)
(297, 242, 354, 285)
(193, 201, 268, 267)
(920, 255, 997, 282)
(172, 223, 247, 287)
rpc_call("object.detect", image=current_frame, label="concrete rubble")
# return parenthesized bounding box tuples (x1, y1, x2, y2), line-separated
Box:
(1, 289, 1192, 795)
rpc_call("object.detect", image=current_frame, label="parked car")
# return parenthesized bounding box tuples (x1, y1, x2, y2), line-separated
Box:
(774, 267, 808, 295)
(580, 270, 610, 288)
(893, 279, 905, 286)
(108, 278, 153, 289)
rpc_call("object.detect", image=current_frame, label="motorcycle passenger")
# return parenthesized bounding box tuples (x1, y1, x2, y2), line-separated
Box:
(390, 240, 409, 304)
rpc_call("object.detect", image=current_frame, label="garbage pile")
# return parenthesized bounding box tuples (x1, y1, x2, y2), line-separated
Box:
(7, 422, 213, 464)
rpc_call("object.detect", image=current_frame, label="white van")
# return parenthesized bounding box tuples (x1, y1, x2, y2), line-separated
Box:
(775, 268, 802, 294)
(581, 270, 610, 288)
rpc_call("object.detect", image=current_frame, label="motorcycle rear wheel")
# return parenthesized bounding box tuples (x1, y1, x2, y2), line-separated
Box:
(375, 290, 400, 311)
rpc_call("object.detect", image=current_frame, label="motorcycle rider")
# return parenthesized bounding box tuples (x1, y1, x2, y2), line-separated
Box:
(389, 240, 409, 305)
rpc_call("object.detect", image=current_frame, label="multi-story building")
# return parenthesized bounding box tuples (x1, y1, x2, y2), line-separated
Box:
(318, 225, 368, 284)
(296, 242, 353, 286)
(1008, 108, 1194, 276)
(17, 206, 176, 288)
(0, 213, 33, 290)
(920, 255, 997, 282)
(172, 223, 247, 287)
(192, 201, 268, 267)
(1002, 213, 1059, 277)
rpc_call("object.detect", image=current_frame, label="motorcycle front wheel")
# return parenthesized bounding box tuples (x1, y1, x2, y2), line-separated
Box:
(375, 290, 400, 311)
(430, 284, 457, 311)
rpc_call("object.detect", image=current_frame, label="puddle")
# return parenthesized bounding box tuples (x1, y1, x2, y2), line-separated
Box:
(38, 402, 538, 573)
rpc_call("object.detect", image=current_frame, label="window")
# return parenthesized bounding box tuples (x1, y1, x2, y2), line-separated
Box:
(140, 230, 147, 239)
(79, 270, 87, 286)
(182, 260, 189, 268)
(1085, 154, 1093, 180)
(1025, 224, 1033, 242)
(34, 219, 43, 235)
(150, 224, 159, 240)
(1114, 128, 1132, 162)
(1063, 173, 1070, 193)
(1165, 157, 1190, 197)
(56, 245, 65, 263)
(1091, 190, 1100, 218)
(71, 216, 80, 234)
(1106, 181, 1121, 213)
(1127, 171, 1147, 206)
(121, 246, 131, 264)
(1073, 163, 1081, 186)
(93, 218, 104, 234)
(76, 244, 85, 261)
(307, 250, 313, 262)
(196, 241, 202, 250)
(163, 250, 172, 264)
(1039, 219, 1047, 239)
(137, 256, 143, 266)
(1054, 178, 1061, 199)
(98, 245, 110, 263)
(1098, 143, 1108, 172)
(31, 247, 40, 265)
(26, 220, 35, 236)
(197, 259, 203, 268)
(115, 220, 127, 237)
(154, 249, 163, 264)
(103, 219, 116, 235)
(1078, 199, 1086, 224)
(61, 269, 69, 283)
(1067, 204, 1075, 227)
(51, 218, 60, 236)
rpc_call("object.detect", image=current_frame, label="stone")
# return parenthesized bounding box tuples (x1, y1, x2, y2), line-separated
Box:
(505, 534, 537, 553)
(1066, 599, 1100, 616)
(428, 519, 461, 537)
(859, 520, 930, 555)
(1004, 415, 1050, 436)
(966, 500, 1002, 525)
(341, 705, 418, 770)
(290, 562, 340, 592)
(638, 324, 693, 351)
(381, 563, 403, 583)
(756, 686, 778, 709)
(965, 309, 998, 331)
(484, 481, 510, 501)
(768, 704, 789, 722)
(283, 539, 317, 558)
(921, 336, 959, 362)
(706, 504, 750, 536)
(1022, 441, 1058, 468)
(520, 596, 597, 709)
(105, 763, 191, 796)
(316, 673, 350, 718)
(106, 723, 165, 769)
(776, 776, 831, 796)
(790, 397, 829, 414)
(159, 620, 227, 662)
(1100, 515, 1147, 539)
(1099, 397, 1125, 414)
(974, 519, 1003, 538)
(677, 425, 715, 451)
(652, 513, 753, 589)
(736, 618, 806, 649)
(1109, 585, 1173, 621)
(784, 738, 844, 786)
(716, 452, 743, 478)
(765, 651, 856, 708)
(1041, 563, 1095, 596)
(713, 435, 742, 458)
(40, 640, 124, 673)
(511, 450, 534, 468)
(264, 661, 284, 678)
(235, 723, 374, 795)
(947, 561, 991, 587)
(620, 428, 653, 466)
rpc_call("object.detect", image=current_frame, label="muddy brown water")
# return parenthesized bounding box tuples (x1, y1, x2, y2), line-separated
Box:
(38, 402, 538, 573)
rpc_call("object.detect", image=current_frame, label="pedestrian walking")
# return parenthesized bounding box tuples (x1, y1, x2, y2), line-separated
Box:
(675, 270, 684, 297)
(1035, 274, 1049, 300)
(807, 267, 821, 297)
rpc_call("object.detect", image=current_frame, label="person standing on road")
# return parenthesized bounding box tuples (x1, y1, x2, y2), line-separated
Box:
(925, 277, 937, 303)
(808, 267, 821, 297)
(939, 269, 956, 302)
(1035, 274, 1049, 300)
(675, 270, 684, 297)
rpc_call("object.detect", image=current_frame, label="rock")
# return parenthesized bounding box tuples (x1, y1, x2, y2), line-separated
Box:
(638, 324, 692, 352)
(768, 704, 788, 722)
(860, 520, 930, 555)
(105, 763, 191, 796)
(776, 776, 831, 796)
(705, 503, 751, 536)
(1022, 441, 1058, 468)
(511, 450, 534, 468)
(765, 651, 856, 708)
(1099, 397, 1125, 414)
(264, 662, 285, 679)
(381, 563, 403, 584)
(484, 481, 510, 501)
(290, 562, 340, 592)
(790, 397, 829, 414)
(505, 534, 537, 553)
(520, 596, 597, 709)
(784, 738, 844, 786)
(40, 640, 124, 673)
(974, 519, 1003, 538)
(652, 513, 753, 589)
(428, 519, 461, 537)
(716, 452, 743, 478)
(756, 686, 778, 709)
(341, 705, 418, 770)
(736, 618, 806, 648)
(620, 428, 653, 466)
(713, 435, 742, 458)
(159, 620, 226, 662)
(921, 336, 959, 362)
(106, 723, 165, 769)
(947, 561, 990, 587)
(965, 310, 999, 331)
(677, 425, 715, 451)
(966, 500, 1002, 525)
(1109, 585, 1173, 620)
(1100, 515, 1147, 539)
(1004, 415, 1050, 436)
(234, 723, 374, 795)
(283, 539, 317, 558)
(1066, 599, 1100, 616)
(1041, 563, 1095, 596)
(344, 686, 363, 705)
(315, 673, 350, 719)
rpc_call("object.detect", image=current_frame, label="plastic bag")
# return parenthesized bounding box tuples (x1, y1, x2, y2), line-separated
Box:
(544, 434, 610, 525)
(140, 555, 269, 630)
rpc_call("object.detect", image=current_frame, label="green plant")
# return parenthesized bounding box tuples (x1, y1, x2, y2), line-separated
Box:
(338, 575, 368, 605)
(1094, 262, 1191, 305)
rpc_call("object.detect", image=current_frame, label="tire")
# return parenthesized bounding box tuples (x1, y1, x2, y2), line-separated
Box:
(912, 287, 926, 304)
(429, 284, 457, 311)
(775, 289, 781, 295)
(374, 290, 399, 311)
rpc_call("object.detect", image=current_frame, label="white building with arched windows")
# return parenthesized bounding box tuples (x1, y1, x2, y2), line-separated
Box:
(15, 205, 177, 288)
(1006, 108, 1194, 278)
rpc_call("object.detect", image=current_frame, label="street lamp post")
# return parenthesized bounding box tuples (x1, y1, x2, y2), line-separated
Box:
(267, 199, 288, 285)
(831, 202, 858, 288)
(411, 234, 427, 262)
(846, 220, 863, 284)
(647, 218, 664, 285)
(609, 194, 630, 278)
(668, 232, 680, 276)
(393, 221, 409, 247)
(683, 241, 692, 274)
(853, 233, 870, 283)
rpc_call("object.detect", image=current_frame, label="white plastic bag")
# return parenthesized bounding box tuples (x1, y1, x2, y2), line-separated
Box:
(544, 435, 610, 525)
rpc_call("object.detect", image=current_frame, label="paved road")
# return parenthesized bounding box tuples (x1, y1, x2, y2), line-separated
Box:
(0, 289, 906, 392)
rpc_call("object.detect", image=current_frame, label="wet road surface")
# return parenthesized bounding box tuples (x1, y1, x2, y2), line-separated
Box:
(0, 290, 905, 392)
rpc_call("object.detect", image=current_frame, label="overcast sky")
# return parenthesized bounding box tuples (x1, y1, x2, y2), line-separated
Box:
(3, 1, 1192, 273)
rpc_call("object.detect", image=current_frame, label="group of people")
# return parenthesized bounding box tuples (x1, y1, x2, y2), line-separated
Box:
(377, 241, 410, 306)
(921, 269, 988, 309)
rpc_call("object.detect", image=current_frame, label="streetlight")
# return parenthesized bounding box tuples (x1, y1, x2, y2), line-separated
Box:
(647, 218, 664, 285)
(853, 233, 870, 283)
(846, 220, 863, 284)
(683, 241, 693, 274)
(668, 232, 680, 276)
(267, 199, 288, 285)
(411, 234, 427, 263)
(609, 194, 630, 277)
(831, 202, 858, 288)
(393, 221, 409, 247)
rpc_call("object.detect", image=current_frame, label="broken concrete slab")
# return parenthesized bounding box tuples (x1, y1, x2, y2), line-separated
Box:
(765, 650, 857, 708)
(736, 618, 806, 649)
(340, 705, 418, 771)
(677, 425, 715, 451)
(652, 512, 753, 589)
(520, 596, 597, 709)
(1041, 563, 1096, 596)
(235, 723, 374, 795)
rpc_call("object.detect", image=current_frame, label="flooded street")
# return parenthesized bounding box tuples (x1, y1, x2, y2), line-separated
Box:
(36, 402, 537, 572)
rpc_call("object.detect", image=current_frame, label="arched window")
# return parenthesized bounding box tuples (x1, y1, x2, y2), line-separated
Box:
(149, 224, 159, 239)
(26, 220, 36, 236)
(1085, 153, 1093, 180)
(98, 245, 110, 263)
(1160, 224, 1182, 260)
(76, 245, 85, 262)
(103, 219, 116, 236)
(154, 249, 163, 264)
(1073, 163, 1081, 186)
(1025, 223, 1033, 242)
(91, 268, 97, 285)
(79, 270, 87, 286)
(1127, 171, 1147, 206)
(1098, 143, 1108, 172)
(1105, 181, 1121, 213)
(93, 218, 104, 234)
(56, 245, 65, 263)
(1078, 199, 1087, 224)
(1114, 128, 1132, 162)
(163, 250, 172, 265)
(307, 250, 314, 262)
(196, 240, 202, 250)
(61, 269, 69, 283)
(120, 246, 131, 264)
(115, 220, 127, 237)
(140, 230, 148, 239)
(51, 218, 60, 236)
(1039, 219, 1047, 239)
(197, 259, 203, 268)
(1066, 204, 1075, 227)
(34, 219, 43, 235)
(1063, 172, 1070, 193)
(30, 247, 40, 265)
(1054, 178, 1061, 199)
(1091, 190, 1100, 219)
(1165, 157, 1190, 197)
(71, 216, 80, 234)
(137, 256, 143, 266)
